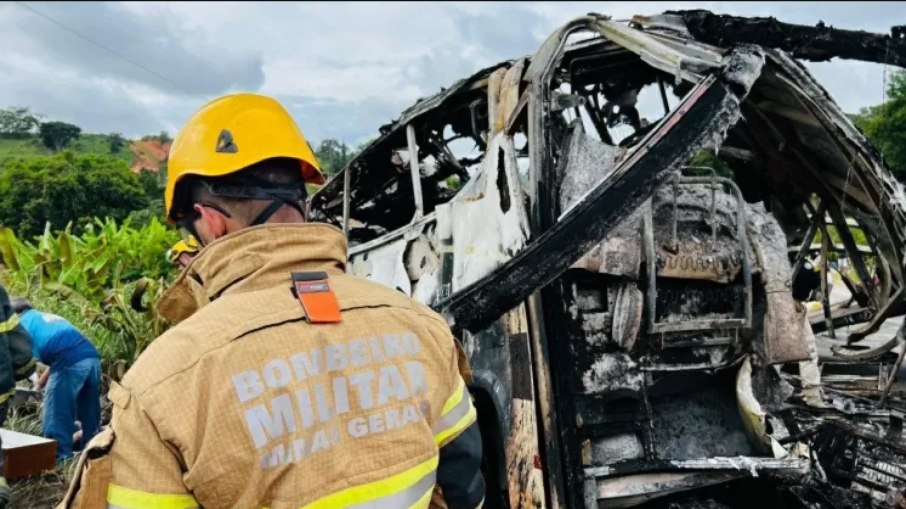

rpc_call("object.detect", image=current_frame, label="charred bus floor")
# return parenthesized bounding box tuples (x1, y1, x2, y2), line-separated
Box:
(308, 11, 906, 509)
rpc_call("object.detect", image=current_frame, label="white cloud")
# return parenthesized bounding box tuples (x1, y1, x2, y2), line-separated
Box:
(1, 1, 902, 144)
(261, 60, 420, 103)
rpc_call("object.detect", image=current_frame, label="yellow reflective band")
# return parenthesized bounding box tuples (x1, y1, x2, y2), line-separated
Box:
(434, 377, 476, 446)
(0, 314, 19, 334)
(441, 377, 466, 415)
(435, 384, 472, 432)
(434, 404, 477, 447)
(0, 390, 14, 405)
(107, 484, 198, 509)
(16, 358, 36, 376)
(294, 456, 438, 509)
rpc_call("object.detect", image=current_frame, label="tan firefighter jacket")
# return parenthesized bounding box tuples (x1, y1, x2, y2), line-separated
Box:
(59, 223, 484, 509)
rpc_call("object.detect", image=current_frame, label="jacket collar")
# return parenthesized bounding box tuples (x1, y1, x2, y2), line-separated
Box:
(158, 223, 347, 323)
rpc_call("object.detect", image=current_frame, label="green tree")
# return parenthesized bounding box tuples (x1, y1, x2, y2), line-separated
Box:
(109, 132, 127, 154)
(314, 139, 356, 179)
(851, 71, 906, 182)
(688, 149, 733, 178)
(39, 121, 82, 151)
(0, 152, 149, 237)
(157, 159, 168, 182)
(0, 107, 41, 139)
(142, 131, 172, 144)
(138, 168, 165, 201)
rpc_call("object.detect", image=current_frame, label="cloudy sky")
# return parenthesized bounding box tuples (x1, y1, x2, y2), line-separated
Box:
(1, 1, 903, 145)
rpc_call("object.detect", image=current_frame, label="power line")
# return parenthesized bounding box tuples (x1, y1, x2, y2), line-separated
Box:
(14, 1, 205, 100)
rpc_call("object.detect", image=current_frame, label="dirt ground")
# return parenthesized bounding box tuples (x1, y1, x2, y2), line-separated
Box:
(11, 465, 73, 509)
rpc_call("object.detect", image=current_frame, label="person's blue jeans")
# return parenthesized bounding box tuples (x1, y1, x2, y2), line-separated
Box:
(43, 357, 101, 460)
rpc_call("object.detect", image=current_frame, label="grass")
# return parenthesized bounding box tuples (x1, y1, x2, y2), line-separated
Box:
(0, 134, 134, 167)
(0, 276, 123, 377)
(10, 464, 74, 509)
(14, 286, 124, 370)
(6, 398, 43, 436)
(71, 134, 133, 165)
(0, 138, 50, 164)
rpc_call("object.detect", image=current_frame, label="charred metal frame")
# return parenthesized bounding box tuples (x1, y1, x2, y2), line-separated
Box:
(308, 10, 906, 509)
(674, 10, 906, 68)
(406, 124, 425, 222)
(434, 74, 742, 333)
(342, 162, 350, 234)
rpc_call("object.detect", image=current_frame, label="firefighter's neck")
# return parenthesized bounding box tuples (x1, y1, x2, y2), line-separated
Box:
(193, 203, 305, 245)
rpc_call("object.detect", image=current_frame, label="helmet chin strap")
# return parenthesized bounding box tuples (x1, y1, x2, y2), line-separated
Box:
(250, 199, 305, 226)
(250, 199, 285, 226)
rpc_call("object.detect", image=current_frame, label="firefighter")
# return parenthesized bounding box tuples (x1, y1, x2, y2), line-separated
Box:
(60, 93, 485, 509)
(0, 284, 37, 508)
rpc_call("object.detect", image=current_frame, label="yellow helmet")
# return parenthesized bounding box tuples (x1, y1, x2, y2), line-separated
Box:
(165, 93, 324, 223)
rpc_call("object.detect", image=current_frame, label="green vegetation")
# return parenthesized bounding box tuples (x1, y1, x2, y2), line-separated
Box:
(851, 70, 906, 182)
(0, 133, 133, 164)
(304, 138, 365, 195)
(0, 106, 40, 139)
(108, 132, 126, 154)
(0, 133, 135, 171)
(0, 108, 170, 383)
(0, 152, 149, 238)
(0, 137, 51, 162)
(814, 224, 869, 248)
(688, 149, 733, 178)
(73, 133, 134, 164)
(0, 108, 142, 169)
(0, 218, 178, 379)
(39, 121, 81, 151)
(0, 126, 135, 168)
(142, 131, 172, 144)
(313, 138, 358, 180)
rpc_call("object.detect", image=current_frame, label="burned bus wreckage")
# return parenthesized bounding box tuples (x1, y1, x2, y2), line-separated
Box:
(308, 11, 906, 509)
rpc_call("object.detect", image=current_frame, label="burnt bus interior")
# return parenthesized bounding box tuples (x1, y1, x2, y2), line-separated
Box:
(309, 13, 906, 509)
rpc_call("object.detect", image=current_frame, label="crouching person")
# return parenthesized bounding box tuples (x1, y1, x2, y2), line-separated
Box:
(10, 298, 101, 461)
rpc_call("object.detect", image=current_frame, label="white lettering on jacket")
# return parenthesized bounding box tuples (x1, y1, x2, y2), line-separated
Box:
(230, 331, 434, 469)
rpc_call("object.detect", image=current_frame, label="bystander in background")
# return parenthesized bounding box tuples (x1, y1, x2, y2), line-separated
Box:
(10, 297, 100, 461)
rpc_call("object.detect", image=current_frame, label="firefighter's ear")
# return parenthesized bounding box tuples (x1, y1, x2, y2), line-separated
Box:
(193, 204, 229, 243)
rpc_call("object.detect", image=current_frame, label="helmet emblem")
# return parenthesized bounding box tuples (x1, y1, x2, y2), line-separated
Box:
(215, 129, 238, 153)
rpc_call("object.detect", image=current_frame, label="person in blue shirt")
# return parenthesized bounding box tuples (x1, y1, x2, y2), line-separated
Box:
(10, 297, 100, 460)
